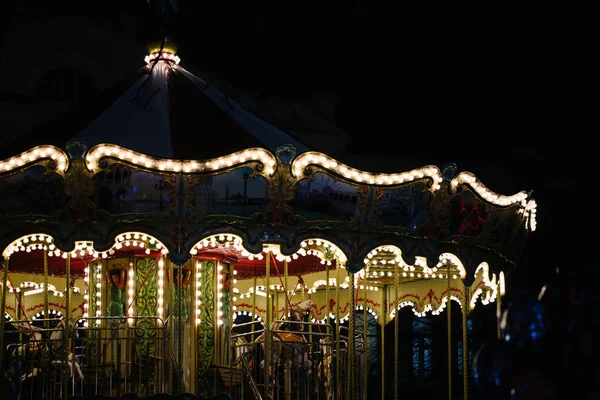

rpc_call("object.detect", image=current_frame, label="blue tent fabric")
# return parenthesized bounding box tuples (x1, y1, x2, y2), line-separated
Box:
(2, 59, 310, 161)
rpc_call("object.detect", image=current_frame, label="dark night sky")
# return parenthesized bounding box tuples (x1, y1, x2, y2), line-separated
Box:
(2, 1, 592, 293)
(147, 1, 592, 292)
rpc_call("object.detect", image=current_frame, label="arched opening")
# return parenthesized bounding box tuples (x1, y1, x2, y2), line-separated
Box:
(188, 234, 350, 399)
(0, 232, 170, 396)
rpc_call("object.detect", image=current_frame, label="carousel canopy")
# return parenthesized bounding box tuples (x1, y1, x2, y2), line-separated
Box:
(0, 43, 310, 161)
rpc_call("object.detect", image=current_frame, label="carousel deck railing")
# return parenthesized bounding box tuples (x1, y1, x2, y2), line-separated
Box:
(230, 320, 364, 400)
(3, 316, 166, 399)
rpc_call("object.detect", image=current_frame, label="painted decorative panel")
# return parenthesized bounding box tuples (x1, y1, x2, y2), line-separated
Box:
(189, 167, 268, 218)
(0, 166, 66, 216)
(291, 172, 361, 222)
(448, 191, 488, 238)
(93, 166, 172, 214)
(376, 182, 432, 229)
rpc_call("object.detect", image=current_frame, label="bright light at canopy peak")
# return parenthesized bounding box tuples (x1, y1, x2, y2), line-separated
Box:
(144, 39, 180, 65)
(144, 51, 181, 65)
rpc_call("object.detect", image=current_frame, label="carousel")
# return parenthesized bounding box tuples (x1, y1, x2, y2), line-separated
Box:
(0, 40, 537, 400)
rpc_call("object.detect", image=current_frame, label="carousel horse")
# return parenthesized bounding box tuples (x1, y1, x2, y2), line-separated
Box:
(9, 319, 84, 382)
(252, 300, 314, 378)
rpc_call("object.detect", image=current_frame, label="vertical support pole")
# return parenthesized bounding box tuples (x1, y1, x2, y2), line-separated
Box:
(64, 252, 72, 398)
(325, 261, 330, 397)
(335, 263, 341, 399)
(462, 283, 470, 400)
(284, 260, 289, 317)
(264, 252, 271, 398)
(347, 272, 355, 398)
(177, 262, 183, 393)
(447, 268, 452, 400)
(496, 282, 502, 340)
(44, 251, 49, 328)
(325, 262, 329, 323)
(394, 261, 399, 400)
(168, 261, 175, 393)
(252, 276, 257, 342)
(0, 258, 9, 368)
(363, 283, 368, 400)
(381, 287, 386, 400)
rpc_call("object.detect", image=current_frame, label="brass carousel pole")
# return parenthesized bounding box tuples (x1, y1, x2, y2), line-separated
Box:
(264, 251, 272, 398)
(325, 261, 330, 397)
(394, 261, 399, 400)
(63, 252, 72, 398)
(284, 260, 289, 318)
(447, 268, 452, 400)
(462, 282, 471, 400)
(381, 286, 386, 400)
(363, 282, 368, 400)
(335, 263, 341, 399)
(44, 251, 49, 329)
(325, 262, 329, 323)
(347, 272, 355, 397)
(177, 262, 183, 393)
(252, 276, 257, 341)
(496, 281, 502, 340)
(167, 261, 175, 393)
(0, 258, 8, 368)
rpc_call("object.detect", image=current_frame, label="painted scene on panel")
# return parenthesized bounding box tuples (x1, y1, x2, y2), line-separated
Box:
(0, 166, 67, 216)
(376, 182, 432, 229)
(93, 165, 172, 214)
(291, 172, 361, 222)
(448, 191, 489, 238)
(191, 167, 268, 217)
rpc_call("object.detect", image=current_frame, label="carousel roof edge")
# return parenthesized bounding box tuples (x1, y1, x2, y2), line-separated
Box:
(0, 142, 536, 212)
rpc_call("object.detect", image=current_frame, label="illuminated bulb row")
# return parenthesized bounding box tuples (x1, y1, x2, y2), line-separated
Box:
(355, 305, 378, 320)
(521, 199, 538, 231)
(436, 253, 466, 278)
(127, 263, 135, 325)
(232, 311, 261, 322)
(94, 264, 102, 324)
(86, 145, 276, 176)
(196, 266, 205, 320)
(389, 300, 417, 319)
(292, 152, 442, 190)
(83, 263, 101, 327)
(300, 239, 347, 264)
(451, 172, 528, 207)
(5, 232, 167, 261)
(83, 264, 89, 327)
(117, 233, 167, 255)
(470, 286, 497, 309)
(388, 299, 458, 319)
(32, 310, 62, 320)
(304, 279, 380, 293)
(144, 52, 181, 65)
(157, 259, 164, 318)
(191, 234, 261, 259)
(3, 234, 53, 258)
(364, 245, 401, 265)
(23, 288, 63, 297)
(498, 271, 506, 295)
(474, 262, 501, 291)
(0, 146, 68, 175)
(470, 263, 501, 308)
(217, 263, 224, 326)
(365, 249, 466, 280)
